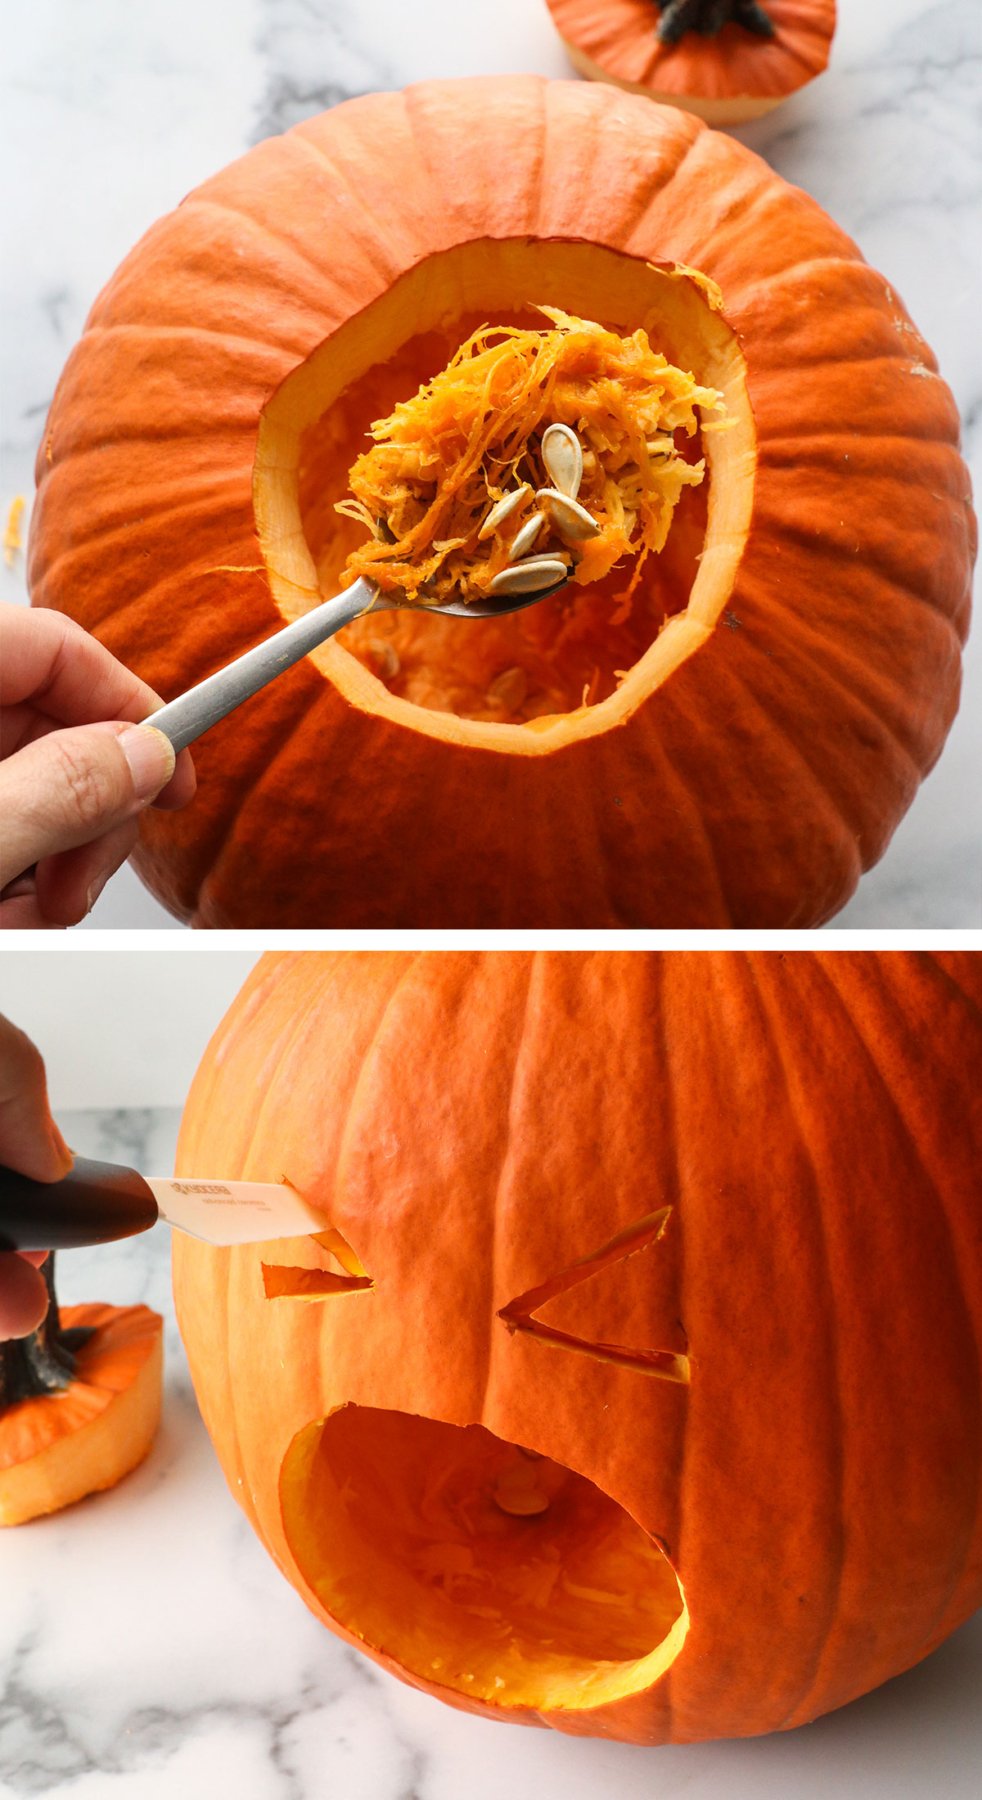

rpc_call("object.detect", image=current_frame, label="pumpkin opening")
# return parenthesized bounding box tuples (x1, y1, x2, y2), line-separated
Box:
(256, 239, 753, 747)
(280, 1404, 688, 1711)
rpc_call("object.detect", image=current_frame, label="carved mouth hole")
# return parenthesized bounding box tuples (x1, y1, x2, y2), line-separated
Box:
(280, 1405, 688, 1711)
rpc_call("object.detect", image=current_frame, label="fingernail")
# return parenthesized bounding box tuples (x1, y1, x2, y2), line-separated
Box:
(119, 725, 176, 801)
(85, 870, 110, 915)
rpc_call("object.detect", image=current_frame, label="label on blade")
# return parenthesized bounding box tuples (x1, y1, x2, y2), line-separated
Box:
(149, 1177, 326, 1246)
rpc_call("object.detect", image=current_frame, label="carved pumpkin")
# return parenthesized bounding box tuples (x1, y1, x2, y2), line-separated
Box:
(0, 1256, 162, 1526)
(172, 950, 982, 1743)
(29, 77, 973, 928)
(545, 0, 837, 123)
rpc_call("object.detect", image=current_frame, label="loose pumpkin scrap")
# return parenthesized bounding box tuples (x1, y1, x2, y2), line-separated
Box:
(173, 949, 982, 1743)
(337, 309, 724, 608)
(0, 1255, 162, 1527)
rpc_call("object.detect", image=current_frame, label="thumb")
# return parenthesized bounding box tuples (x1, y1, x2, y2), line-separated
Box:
(0, 721, 176, 883)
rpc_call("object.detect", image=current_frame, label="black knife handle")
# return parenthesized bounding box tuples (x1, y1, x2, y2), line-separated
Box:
(0, 1157, 159, 1252)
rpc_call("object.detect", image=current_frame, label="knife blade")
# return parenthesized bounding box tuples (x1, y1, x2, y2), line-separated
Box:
(0, 1157, 328, 1251)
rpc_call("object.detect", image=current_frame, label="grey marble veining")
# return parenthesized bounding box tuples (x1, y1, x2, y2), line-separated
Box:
(1, 0, 978, 928)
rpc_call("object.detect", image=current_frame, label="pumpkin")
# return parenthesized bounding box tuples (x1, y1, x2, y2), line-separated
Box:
(172, 950, 982, 1744)
(29, 77, 973, 929)
(0, 1256, 162, 1526)
(545, 1, 837, 123)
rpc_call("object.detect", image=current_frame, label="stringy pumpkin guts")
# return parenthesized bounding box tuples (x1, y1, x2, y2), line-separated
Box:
(337, 309, 725, 607)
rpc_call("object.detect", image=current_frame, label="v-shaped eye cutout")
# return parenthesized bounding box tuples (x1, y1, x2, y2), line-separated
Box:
(262, 1225, 373, 1301)
(498, 1207, 690, 1382)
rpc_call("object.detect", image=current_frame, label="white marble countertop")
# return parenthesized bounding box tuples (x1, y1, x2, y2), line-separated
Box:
(1, 0, 979, 928)
(2, 1102, 980, 1798)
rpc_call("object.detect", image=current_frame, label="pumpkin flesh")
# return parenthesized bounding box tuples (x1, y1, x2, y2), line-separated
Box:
(282, 1406, 688, 1710)
(257, 244, 752, 734)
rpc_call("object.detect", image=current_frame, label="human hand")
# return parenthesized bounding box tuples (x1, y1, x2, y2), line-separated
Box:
(0, 1014, 72, 1338)
(0, 605, 195, 927)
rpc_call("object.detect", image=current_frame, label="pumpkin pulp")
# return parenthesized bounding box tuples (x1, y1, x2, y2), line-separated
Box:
(280, 1406, 688, 1711)
(256, 241, 753, 742)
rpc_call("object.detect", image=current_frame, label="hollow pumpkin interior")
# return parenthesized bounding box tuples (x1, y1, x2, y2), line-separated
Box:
(256, 239, 754, 748)
(280, 1405, 688, 1711)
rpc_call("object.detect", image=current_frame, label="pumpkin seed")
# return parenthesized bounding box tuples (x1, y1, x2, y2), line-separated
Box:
(486, 666, 528, 710)
(366, 638, 400, 679)
(536, 486, 601, 542)
(508, 510, 545, 560)
(541, 423, 583, 499)
(492, 1466, 551, 1516)
(478, 484, 532, 540)
(489, 556, 568, 596)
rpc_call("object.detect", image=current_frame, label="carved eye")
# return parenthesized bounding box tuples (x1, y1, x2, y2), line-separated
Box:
(498, 1206, 690, 1383)
(262, 1225, 373, 1300)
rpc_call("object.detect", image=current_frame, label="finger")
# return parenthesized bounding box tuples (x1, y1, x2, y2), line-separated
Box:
(0, 1015, 73, 1180)
(34, 819, 139, 927)
(3, 699, 196, 809)
(0, 720, 175, 884)
(0, 881, 56, 930)
(0, 605, 158, 723)
(0, 1254, 50, 1339)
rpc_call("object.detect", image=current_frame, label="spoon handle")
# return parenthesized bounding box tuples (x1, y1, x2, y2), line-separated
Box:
(148, 579, 376, 753)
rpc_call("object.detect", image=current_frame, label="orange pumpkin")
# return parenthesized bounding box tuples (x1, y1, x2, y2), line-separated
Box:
(29, 77, 973, 928)
(173, 950, 982, 1744)
(545, 0, 837, 123)
(0, 1257, 162, 1526)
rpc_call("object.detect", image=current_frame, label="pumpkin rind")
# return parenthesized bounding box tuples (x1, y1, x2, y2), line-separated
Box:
(29, 77, 974, 928)
(546, 1, 837, 123)
(172, 950, 982, 1743)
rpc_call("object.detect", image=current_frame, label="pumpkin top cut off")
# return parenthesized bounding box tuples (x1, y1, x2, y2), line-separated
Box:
(547, 0, 837, 124)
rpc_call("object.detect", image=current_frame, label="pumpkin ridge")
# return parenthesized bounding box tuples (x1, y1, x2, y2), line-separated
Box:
(775, 958, 982, 1725)
(651, 957, 690, 1669)
(629, 716, 736, 921)
(728, 601, 939, 780)
(741, 958, 849, 1730)
(477, 955, 538, 1431)
(331, 954, 428, 1233)
(181, 194, 367, 314)
(615, 124, 708, 253)
(284, 130, 409, 290)
(31, 474, 253, 594)
(194, 689, 335, 916)
(81, 536, 262, 645)
(709, 651, 870, 868)
(82, 320, 305, 370)
(761, 512, 971, 633)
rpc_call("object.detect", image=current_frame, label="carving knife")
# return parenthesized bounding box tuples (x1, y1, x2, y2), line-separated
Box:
(0, 1157, 328, 1251)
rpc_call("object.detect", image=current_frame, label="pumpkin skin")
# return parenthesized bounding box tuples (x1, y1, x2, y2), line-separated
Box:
(546, 1, 837, 124)
(28, 76, 974, 929)
(172, 950, 982, 1744)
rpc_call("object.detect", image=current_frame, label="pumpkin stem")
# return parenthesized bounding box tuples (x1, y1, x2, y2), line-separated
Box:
(654, 0, 775, 44)
(0, 1255, 96, 1409)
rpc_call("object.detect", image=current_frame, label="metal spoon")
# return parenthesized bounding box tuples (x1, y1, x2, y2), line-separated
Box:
(147, 571, 567, 755)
